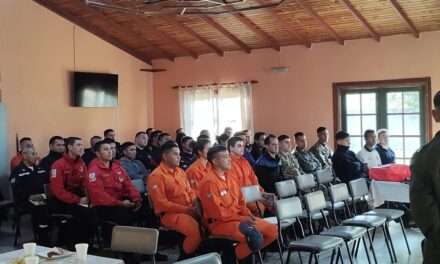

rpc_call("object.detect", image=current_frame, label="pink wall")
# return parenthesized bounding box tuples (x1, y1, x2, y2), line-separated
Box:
(152, 31, 440, 142)
(0, 0, 154, 160)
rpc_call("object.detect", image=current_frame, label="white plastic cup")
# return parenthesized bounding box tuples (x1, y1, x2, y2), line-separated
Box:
(24, 256, 39, 264)
(75, 243, 89, 261)
(23, 242, 36, 256)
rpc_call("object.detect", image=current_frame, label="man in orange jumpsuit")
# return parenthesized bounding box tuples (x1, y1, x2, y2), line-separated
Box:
(199, 145, 278, 262)
(186, 138, 211, 192)
(228, 136, 274, 216)
(147, 141, 202, 259)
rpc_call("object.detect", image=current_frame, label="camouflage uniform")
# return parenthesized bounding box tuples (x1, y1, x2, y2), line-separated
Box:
(310, 142, 333, 168)
(279, 151, 304, 179)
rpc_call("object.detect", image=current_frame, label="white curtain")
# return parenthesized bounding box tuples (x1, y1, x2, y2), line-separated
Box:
(179, 82, 254, 138)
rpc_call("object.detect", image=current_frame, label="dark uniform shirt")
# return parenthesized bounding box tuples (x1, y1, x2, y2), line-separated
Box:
(180, 151, 196, 170)
(375, 144, 396, 165)
(10, 162, 47, 207)
(255, 151, 282, 193)
(82, 148, 96, 167)
(295, 149, 322, 174)
(410, 131, 440, 263)
(136, 146, 156, 171)
(332, 145, 367, 183)
(39, 151, 63, 183)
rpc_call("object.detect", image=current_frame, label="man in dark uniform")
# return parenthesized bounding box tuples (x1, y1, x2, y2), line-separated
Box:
(410, 90, 440, 264)
(135, 131, 155, 171)
(255, 134, 282, 193)
(179, 136, 196, 170)
(39, 136, 65, 182)
(82, 136, 101, 166)
(10, 147, 51, 245)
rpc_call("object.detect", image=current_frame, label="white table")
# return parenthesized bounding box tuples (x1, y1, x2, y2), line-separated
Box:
(0, 246, 123, 264)
(370, 180, 409, 207)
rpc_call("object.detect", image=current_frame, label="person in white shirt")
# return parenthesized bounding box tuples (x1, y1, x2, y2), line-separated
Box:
(357, 129, 382, 168)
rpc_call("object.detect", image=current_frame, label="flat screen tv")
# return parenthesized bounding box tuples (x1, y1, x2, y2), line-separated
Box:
(72, 72, 118, 107)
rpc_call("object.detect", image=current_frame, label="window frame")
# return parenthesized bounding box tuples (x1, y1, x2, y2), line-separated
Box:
(333, 78, 432, 152)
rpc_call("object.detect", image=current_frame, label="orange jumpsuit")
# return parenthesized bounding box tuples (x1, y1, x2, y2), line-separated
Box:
(147, 163, 201, 254)
(199, 168, 277, 260)
(186, 157, 211, 192)
(230, 154, 266, 216)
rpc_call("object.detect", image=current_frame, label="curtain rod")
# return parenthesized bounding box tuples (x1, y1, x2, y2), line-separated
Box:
(172, 80, 258, 89)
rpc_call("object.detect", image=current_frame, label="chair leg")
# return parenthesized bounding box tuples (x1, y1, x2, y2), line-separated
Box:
(361, 236, 372, 264)
(338, 247, 344, 264)
(399, 217, 412, 255)
(381, 225, 395, 263)
(307, 253, 313, 264)
(313, 253, 319, 263)
(257, 251, 264, 264)
(13, 217, 21, 247)
(152, 255, 156, 264)
(350, 240, 357, 256)
(277, 239, 283, 264)
(354, 237, 361, 258)
(298, 252, 303, 264)
(285, 250, 291, 264)
(385, 223, 397, 262)
(330, 249, 336, 264)
(344, 241, 354, 264)
(366, 228, 378, 264)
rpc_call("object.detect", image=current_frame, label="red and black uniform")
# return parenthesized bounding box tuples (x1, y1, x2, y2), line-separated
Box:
(49, 154, 96, 246)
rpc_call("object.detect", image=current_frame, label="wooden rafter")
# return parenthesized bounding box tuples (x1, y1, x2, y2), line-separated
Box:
(227, 8, 280, 51)
(389, 0, 419, 38)
(33, 0, 152, 65)
(164, 17, 224, 57)
(85, 6, 176, 61)
(339, 0, 380, 42)
(200, 16, 251, 53)
(295, 0, 344, 45)
(255, 0, 311, 48)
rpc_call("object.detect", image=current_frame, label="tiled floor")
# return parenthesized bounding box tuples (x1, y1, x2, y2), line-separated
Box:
(0, 216, 424, 263)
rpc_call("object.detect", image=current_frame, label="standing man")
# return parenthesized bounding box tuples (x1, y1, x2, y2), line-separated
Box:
(310, 127, 333, 168)
(410, 91, 440, 264)
(294, 132, 322, 174)
(40, 136, 65, 182)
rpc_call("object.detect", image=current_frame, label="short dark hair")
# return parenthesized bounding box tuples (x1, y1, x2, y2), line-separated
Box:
(135, 131, 146, 138)
(254, 132, 266, 141)
(158, 133, 170, 141)
(335, 131, 350, 140)
(197, 135, 210, 141)
(317, 127, 327, 134)
(101, 138, 115, 145)
(434, 90, 440, 109)
(160, 141, 179, 157)
(194, 139, 210, 156)
(91, 135, 101, 141)
(234, 131, 246, 137)
(19, 137, 32, 144)
(66, 137, 81, 147)
(49, 136, 63, 145)
(121, 141, 135, 152)
(151, 130, 162, 139)
(207, 145, 227, 163)
(181, 136, 193, 145)
(176, 128, 183, 134)
(227, 136, 244, 151)
(104, 129, 114, 136)
(217, 133, 230, 144)
(364, 129, 376, 139)
(94, 140, 109, 152)
(294, 132, 304, 139)
(146, 128, 154, 134)
(278, 134, 290, 142)
(264, 134, 277, 145)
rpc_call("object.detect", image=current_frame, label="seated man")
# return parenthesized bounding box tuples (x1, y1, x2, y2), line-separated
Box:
(104, 129, 121, 157)
(11, 137, 35, 172)
(179, 136, 197, 170)
(278, 135, 304, 179)
(120, 141, 149, 193)
(87, 141, 142, 240)
(10, 147, 51, 245)
(39, 136, 65, 182)
(309, 127, 333, 169)
(82, 136, 101, 166)
(357, 129, 382, 168)
(255, 135, 282, 194)
(147, 141, 202, 259)
(376, 129, 396, 165)
(199, 145, 278, 263)
(50, 137, 95, 246)
(135, 131, 155, 171)
(186, 139, 211, 192)
(294, 132, 322, 174)
(332, 131, 368, 183)
(246, 132, 266, 167)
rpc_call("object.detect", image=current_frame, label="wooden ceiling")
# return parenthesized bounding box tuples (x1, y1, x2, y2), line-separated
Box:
(34, 0, 440, 65)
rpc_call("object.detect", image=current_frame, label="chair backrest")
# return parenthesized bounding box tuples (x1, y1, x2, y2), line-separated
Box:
(174, 252, 222, 264)
(304, 191, 327, 213)
(330, 183, 350, 203)
(296, 173, 316, 191)
(275, 180, 297, 198)
(241, 185, 263, 203)
(348, 178, 369, 199)
(111, 226, 159, 255)
(275, 197, 303, 221)
(316, 168, 334, 185)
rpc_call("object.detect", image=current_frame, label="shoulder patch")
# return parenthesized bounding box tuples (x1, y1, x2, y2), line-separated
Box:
(89, 172, 96, 182)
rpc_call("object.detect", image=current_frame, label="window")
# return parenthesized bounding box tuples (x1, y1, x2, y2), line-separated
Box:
(334, 78, 432, 164)
(179, 82, 253, 138)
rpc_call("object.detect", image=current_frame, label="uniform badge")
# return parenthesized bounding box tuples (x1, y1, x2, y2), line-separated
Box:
(89, 172, 96, 182)
(152, 184, 158, 190)
(118, 176, 124, 182)
(51, 169, 57, 178)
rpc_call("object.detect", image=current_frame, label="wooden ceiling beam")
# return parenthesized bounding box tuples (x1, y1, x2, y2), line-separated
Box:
(200, 16, 251, 53)
(389, 0, 419, 38)
(164, 17, 224, 57)
(255, 0, 311, 48)
(339, 0, 380, 42)
(295, 0, 344, 45)
(33, 0, 153, 65)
